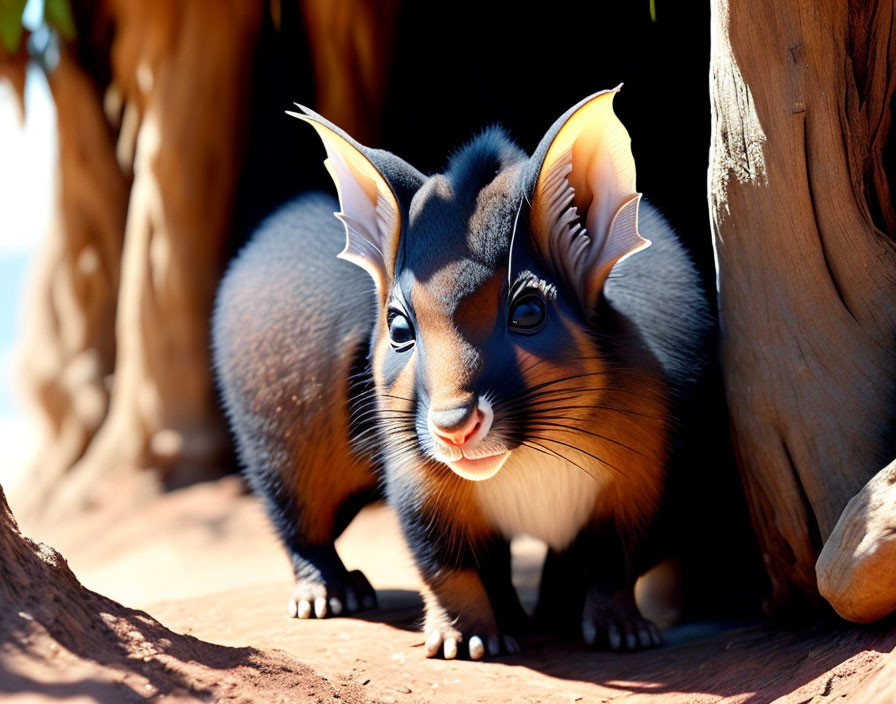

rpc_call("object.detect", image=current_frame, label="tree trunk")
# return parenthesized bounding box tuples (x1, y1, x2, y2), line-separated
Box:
(15, 0, 403, 532)
(16, 45, 127, 522)
(17, 0, 264, 529)
(56, 0, 264, 502)
(299, 0, 400, 145)
(709, 0, 896, 614)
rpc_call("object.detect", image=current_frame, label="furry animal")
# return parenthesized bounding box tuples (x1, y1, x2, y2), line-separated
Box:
(212, 87, 714, 660)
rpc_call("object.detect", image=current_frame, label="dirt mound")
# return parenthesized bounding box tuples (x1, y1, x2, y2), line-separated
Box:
(0, 484, 368, 703)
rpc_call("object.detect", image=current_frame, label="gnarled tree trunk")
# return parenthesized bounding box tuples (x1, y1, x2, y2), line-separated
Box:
(709, 0, 896, 615)
(16, 0, 265, 530)
(13, 0, 401, 534)
(16, 45, 127, 523)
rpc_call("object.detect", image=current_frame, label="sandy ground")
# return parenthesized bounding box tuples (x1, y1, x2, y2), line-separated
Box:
(6, 475, 896, 703)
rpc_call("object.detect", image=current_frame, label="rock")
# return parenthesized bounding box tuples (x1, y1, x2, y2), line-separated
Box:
(817, 459, 896, 623)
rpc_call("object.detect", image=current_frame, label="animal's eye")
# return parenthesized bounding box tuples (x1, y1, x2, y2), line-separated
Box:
(388, 310, 415, 350)
(509, 293, 546, 333)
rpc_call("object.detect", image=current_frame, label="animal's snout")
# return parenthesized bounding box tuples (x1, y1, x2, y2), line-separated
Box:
(429, 402, 483, 447)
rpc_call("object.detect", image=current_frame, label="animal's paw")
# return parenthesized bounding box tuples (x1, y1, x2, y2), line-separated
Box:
(287, 569, 376, 619)
(581, 586, 661, 651)
(423, 622, 520, 661)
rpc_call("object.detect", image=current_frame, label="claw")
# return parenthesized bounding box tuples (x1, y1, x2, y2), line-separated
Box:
(443, 638, 458, 660)
(313, 597, 327, 618)
(424, 630, 443, 658)
(297, 600, 312, 619)
(637, 626, 652, 648)
(582, 620, 597, 646)
(607, 623, 622, 650)
(468, 635, 485, 661)
(503, 634, 521, 654)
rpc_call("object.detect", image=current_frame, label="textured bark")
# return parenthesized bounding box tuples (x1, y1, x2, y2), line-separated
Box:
(709, 0, 896, 613)
(299, 0, 400, 144)
(0, 33, 28, 116)
(15, 0, 408, 529)
(59, 0, 264, 500)
(16, 45, 127, 522)
(18, 0, 264, 527)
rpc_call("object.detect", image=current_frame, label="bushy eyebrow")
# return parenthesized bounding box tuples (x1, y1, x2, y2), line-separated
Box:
(509, 270, 557, 302)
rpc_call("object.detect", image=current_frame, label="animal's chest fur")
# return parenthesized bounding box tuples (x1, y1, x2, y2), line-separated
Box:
(473, 453, 607, 551)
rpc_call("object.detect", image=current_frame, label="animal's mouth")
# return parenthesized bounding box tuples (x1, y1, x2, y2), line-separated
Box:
(425, 398, 510, 480)
(446, 450, 511, 481)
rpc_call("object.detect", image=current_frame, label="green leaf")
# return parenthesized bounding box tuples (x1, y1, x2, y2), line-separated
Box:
(0, 0, 27, 54)
(44, 0, 75, 40)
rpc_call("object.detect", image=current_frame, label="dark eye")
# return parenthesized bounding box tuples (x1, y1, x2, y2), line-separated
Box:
(388, 310, 415, 350)
(509, 294, 546, 333)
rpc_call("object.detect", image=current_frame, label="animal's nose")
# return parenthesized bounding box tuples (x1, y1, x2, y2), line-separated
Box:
(429, 402, 483, 447)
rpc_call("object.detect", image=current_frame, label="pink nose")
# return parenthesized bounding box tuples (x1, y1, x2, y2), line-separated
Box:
(430, 406, 483, 447)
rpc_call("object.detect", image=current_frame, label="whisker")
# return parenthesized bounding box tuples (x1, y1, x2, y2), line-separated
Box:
(521, 440, 601, 483)
(517, 421, 649, 458)
(526, 434, 623, 475)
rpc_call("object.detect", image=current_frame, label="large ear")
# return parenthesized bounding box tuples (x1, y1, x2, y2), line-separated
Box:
(288, 106, 424, 294)
(527, 87, 649, 316)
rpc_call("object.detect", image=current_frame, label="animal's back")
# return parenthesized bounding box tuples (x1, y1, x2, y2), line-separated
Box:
(604, 201, 714, 402)
(212, 192, 379, 553)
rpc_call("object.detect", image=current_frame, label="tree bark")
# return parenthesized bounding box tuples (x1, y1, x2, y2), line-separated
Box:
(58, 0, 264, 500)
(17, 0, 264, 528)
(709, 0, 896, 613)
(299, 0, 400, 145)
(16, 45, 127, 522)
(15, 0, 405, 530)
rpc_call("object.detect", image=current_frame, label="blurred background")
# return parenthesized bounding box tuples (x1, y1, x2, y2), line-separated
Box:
(0, 1, 53, 493)
(0, 0, 723, 575)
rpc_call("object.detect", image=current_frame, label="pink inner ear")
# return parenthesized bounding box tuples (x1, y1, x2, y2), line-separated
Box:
(293, 114, 401, 294)
(584, 143, 623, 244)
(532, 89, 649, 312)
(324, 144, 387, 286)
(584, 194, 649, 307)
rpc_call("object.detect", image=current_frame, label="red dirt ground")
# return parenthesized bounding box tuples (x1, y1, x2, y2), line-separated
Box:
(4, 476, 896, 703)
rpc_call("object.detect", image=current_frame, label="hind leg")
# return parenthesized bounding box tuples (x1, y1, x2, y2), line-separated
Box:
(212, 194, 384, 620)
(536, 527, 661, 650)
(279, 481, 380, 618)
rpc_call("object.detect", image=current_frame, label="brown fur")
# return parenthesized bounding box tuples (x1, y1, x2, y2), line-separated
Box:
(252, 318, 377, 545)
(421, 569, 498, 637)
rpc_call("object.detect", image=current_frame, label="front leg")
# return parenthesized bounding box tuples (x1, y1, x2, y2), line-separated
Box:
(536, 526, 661, 651)
(280, 486, 380, 620)
(421, 568, 504, 660)
(287, 542, 376, 619)
(397, 500, 520, 659)
(478, 538, 530, 637)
